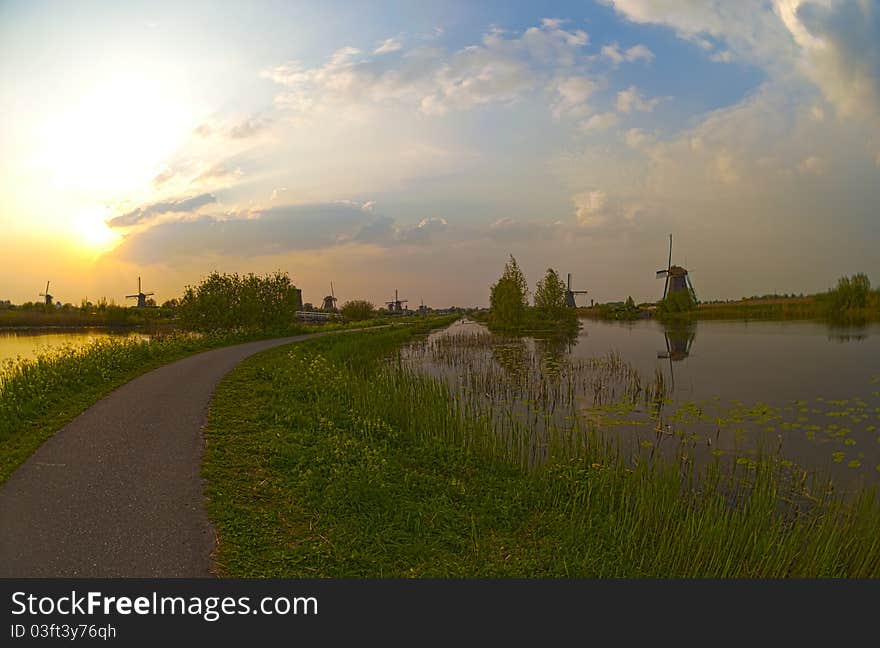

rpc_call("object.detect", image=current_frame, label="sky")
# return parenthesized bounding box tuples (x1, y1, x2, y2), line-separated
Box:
(1, 0, 878, 308)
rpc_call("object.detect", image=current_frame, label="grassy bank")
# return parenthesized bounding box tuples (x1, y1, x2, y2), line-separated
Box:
(0, 318, 412, 484)
(0, 305, 176, 328)
(579, 294, 880, 323)
(203, 322, 880, 577)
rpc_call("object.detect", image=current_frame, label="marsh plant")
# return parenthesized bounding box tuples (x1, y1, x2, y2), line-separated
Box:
(400, 320, 880, 489)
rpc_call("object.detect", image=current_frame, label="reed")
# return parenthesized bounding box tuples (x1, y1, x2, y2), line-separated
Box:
(202, 322, 880, 577)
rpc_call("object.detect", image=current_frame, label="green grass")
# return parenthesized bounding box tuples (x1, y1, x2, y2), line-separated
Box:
(0, 318, 415, 484)
(203, 322, 880, 577)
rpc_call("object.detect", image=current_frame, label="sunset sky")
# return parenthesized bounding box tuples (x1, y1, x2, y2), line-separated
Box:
(1, 0, 878, 308)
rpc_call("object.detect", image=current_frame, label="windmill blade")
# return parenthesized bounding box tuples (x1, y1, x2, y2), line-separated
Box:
(145, 292, 155, 297)
(667, 234, 673, 271)
(656, 270, 669, 279)
(46, 281, 50, 294)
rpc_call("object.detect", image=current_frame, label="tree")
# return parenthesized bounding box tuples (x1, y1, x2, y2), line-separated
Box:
(340, 299, 375, 321)
(490, 255, 529, 327)
(534, 268, 566, 316)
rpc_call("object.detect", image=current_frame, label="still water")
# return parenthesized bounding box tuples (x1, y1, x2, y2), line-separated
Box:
(403, 318, 880, 488)
(0, 329, 146, 367)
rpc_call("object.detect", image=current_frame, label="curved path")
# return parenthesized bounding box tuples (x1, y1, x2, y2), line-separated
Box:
(0, 333, 322, 577)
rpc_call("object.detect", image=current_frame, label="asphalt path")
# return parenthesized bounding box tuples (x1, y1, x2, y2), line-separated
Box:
(0, 333, 322, 577)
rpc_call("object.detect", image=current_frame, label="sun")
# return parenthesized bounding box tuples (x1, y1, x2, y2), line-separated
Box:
(72, 207, 121, 254)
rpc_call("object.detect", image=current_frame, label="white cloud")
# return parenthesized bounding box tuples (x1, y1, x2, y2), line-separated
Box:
(551, 76, 596, 119)
(797, 154, 826, 175)
(579, 112, 619, 132)
(600, 42, 655, 64)
(573, 190, 608, 227)
(603, 1, 880, 123)
(624, 128, 655, 149)
(263, 19, 592, 120)
(374, 38, 403, 55)
(616, 85, 661, 113)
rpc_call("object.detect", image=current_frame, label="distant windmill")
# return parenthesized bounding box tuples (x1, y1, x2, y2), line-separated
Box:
(126, 276, 155, 308)
(564, 273, 589, 308)
(321, 282, 338, 312)
(385, 289, 408, 314)
(656, 234, 697, 302)
(39, 281, 54, 306)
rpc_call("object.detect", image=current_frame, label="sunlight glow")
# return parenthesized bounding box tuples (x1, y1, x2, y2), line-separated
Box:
(72, 206, 121, 254)
(31, 76, 194, 196)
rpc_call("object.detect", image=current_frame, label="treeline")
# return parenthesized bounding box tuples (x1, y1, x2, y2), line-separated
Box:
(0, 298, 175, 328)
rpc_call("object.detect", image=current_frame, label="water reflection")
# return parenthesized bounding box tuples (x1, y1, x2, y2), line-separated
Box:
(402, 317, 880, 490)
(658, 321, 696, 362)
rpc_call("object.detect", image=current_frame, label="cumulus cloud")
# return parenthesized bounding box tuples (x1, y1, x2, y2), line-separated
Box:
(551, 76, 596, 119)
(262, 19, 592, 120)
(796, 154, 826, 175)
(623, 128, 656, 149)
(113, 201, 452, 263)
(374, 37, 403, 54)
(616, 86, 661, 113)
(600, 42, 655, 64)
(792, 0, 880, 120)
(579, 112, 619, 132)
(603, 0, 880, 123)
(193, 115, 272, 139)
(573, 190, 609, 227)
(107, 193, 217, 228)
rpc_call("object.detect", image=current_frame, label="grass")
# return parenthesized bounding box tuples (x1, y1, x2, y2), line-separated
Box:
(202, 321, 880, 577)
(0, 317, 415, 484)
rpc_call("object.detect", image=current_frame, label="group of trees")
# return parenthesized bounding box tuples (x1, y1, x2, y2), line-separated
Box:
(489, 256, 576, 330)
(177, 271, 303, 330)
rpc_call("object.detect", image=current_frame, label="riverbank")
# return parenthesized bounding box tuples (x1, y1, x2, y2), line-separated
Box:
(0, 317, 422, 484)
(203, 322, 880, 576)
(579, 295, 880, 323)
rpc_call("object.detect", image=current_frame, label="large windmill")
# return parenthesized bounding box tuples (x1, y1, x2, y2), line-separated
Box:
(564, 273, 588, 308)
(39, 281, 54, 306)
(656, 234, 697, 302)
(385, 289, 408, 314)
(321, 282, 338, 312)
(126, 276, 154, 308)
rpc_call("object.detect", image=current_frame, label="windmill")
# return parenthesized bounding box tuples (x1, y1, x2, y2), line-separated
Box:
(39, 281, 54, 306)
(126, 276, 154, 308)
(564, 273, 589, 308)
(321, 282, 338, 312)
(385, 289, 408, 314)
(656, 234, 697, 302)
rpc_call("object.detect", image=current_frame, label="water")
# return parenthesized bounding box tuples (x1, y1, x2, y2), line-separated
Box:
(402, 318, 880, 489)
(0, 329, 148, 367)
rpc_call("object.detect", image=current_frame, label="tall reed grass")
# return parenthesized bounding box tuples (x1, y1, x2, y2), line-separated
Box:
(212, 324, 879, 576)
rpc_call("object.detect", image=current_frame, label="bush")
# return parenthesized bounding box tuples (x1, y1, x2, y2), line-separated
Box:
(829, 273, 871, 313)
(177, 271, 302, 331)
(340, 300, 375, 321)
(658, 290, 696, 315)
